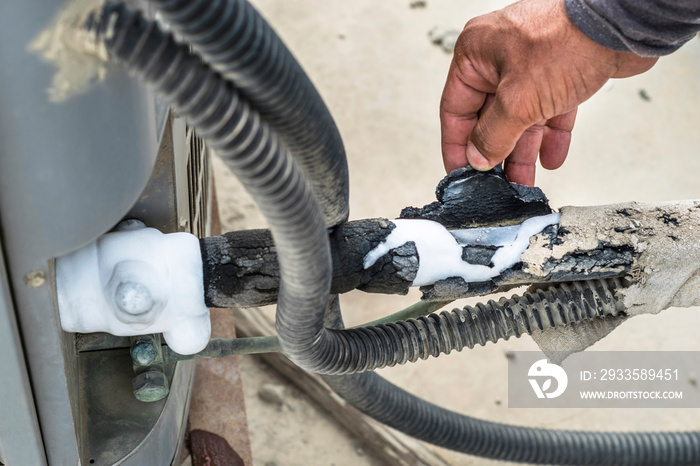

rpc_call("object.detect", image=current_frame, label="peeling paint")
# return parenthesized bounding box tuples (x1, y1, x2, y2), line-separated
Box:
(28, 0, 110, 102)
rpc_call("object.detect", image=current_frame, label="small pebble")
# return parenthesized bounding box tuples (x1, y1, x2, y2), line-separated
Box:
(409, 0, 427, 8)
(258, 383, 286, 406)
(428, 27, 460, 53)
(638, 89, 651, 102)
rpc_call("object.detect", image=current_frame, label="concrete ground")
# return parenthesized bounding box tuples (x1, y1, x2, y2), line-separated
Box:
(210, 1, 700, 465)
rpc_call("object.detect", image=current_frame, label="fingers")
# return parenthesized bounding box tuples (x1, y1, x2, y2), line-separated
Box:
(503, 108, 576, 185)
(440, 60, 493, 172)
(504, 122, 545, 186)
(540, 108, 577, 170)
(467, 89, 535, 172)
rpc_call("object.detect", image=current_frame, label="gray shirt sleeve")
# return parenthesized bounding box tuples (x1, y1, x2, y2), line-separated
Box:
(565, 0, 700, 56)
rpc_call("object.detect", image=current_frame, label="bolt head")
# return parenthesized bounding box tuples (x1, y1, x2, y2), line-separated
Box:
(115, 281, 154, 315)
(131, 339, 158, 366)
(106, 260, 166, 328)
(132, 370, 169, 402)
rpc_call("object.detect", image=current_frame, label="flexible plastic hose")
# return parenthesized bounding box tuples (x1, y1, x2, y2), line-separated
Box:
(164, 300, 451, 359)
(93, 6, 700, 463)
(169, 277, 619, 361)
(321, 295, 700, 465)
(319, 278, 625, 373)
(325, 371, 700, 465)
(150, 0, 349, 227)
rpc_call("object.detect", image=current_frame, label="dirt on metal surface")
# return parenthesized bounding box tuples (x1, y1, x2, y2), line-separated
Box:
(28, 0, 110, 102)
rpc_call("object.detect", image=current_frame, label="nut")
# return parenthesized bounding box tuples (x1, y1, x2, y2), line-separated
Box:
(115, 281, 154, 315)
(132, 369, 169, 402)
(131, 338, 158, 366)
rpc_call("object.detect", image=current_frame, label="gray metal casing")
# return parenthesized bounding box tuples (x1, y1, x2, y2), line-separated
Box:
(0, 1, 200, 464)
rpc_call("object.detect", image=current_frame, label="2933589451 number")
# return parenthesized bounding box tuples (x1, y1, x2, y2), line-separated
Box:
(600, 368, 678, 381)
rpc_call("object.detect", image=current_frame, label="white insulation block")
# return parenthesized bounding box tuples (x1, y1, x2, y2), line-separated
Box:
(57, 220, 210, 355)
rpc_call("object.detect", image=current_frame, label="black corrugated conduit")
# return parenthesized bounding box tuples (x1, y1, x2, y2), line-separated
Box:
(322, 298, 700, 466)
(150, 0, 349, 227)
(324, 371, 700, 465)
(90, 3, 700, 464)
(170, 279, 623, 360)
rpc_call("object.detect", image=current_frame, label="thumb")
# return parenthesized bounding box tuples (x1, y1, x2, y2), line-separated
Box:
(467, 94, 532, 170)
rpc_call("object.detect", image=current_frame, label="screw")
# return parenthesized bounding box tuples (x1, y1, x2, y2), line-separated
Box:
(24, 270, 45, 287)
(132, 369, 169, 402)
(115, 281, 154, 315)
(131, 338, 158, 366)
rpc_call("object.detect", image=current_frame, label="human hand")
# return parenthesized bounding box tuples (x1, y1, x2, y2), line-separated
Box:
(440, 0, 658, 186)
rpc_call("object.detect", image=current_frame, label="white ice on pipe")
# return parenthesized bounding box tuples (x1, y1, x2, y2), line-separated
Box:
(56, 220, 211, 355)
(364, 213, 561, 287)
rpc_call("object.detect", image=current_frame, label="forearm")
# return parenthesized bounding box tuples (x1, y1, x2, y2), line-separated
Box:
(565, 0, 700, 56)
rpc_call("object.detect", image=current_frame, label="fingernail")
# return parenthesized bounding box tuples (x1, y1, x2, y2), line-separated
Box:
(466, 142, 490, 171)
